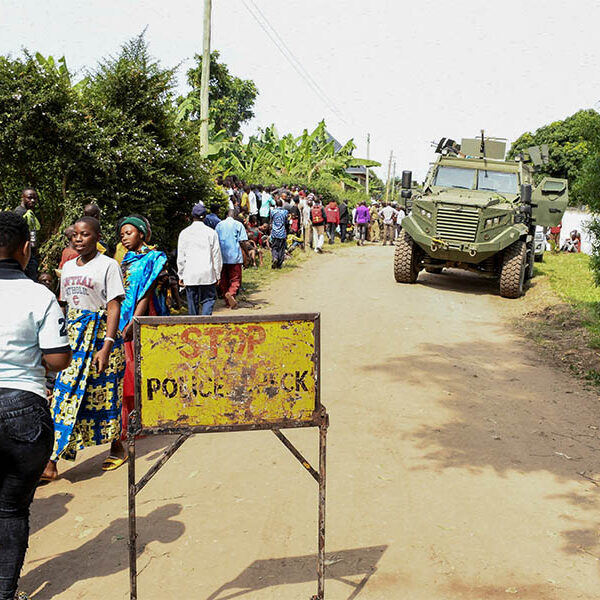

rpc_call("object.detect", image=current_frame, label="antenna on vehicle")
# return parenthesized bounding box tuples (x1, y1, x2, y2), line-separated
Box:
(480, 129, 488, 178)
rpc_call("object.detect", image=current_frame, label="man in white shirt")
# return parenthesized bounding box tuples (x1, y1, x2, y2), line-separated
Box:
(177, 203, 223, 315)
(302, 196, 314, 251)
(395, 205, 406, 239)
(378, 202, 398, 246)
(248, 188, 258, 217)
(0, 211, 72, 600)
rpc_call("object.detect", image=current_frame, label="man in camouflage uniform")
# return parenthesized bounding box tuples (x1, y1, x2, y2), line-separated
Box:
(369, 202, 381, 243)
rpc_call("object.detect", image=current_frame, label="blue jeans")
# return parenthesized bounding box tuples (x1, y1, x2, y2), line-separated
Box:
(0, 388, 54, 600)
(186, 284, 217, 316)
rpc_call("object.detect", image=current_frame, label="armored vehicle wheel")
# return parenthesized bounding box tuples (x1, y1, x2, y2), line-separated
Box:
(394, 231, 422, 283)
(499, 240, 526, 298)
(425, 266, 443, 274)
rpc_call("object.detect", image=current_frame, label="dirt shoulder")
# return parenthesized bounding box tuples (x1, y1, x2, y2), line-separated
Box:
(513, 266, 600, 388)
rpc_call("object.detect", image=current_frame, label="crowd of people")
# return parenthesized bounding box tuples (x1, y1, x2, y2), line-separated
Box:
(0, 178, 405, 598)
(217, 176, 408, 254)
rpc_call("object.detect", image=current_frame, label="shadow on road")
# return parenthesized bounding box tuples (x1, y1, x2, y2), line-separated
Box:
(363, 335, 600, 571)
(416, 268, 540, 298)
(22, 504, 185, 599)
(59, 435, 175, 484)
(206, 545, 388, 600)
(30, 493, 74, 535)
(416, 269, 501, 297)
(362, 339, 599, 483)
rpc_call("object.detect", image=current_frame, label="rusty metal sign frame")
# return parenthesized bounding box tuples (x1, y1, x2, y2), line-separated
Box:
(127, 313, 329, 600)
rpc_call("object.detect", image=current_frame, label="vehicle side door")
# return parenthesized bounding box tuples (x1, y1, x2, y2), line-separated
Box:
(531, 177, 569, 227)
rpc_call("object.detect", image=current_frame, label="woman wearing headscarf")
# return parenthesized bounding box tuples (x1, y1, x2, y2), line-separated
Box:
(117, 217, 168, 457)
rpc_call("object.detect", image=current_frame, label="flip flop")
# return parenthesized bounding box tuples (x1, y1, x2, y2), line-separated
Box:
(102, 455, 128, 471)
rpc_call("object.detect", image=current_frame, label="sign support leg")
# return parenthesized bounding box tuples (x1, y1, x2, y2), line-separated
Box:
(128, 412, 138, 600)
(316, 419, 328, 599)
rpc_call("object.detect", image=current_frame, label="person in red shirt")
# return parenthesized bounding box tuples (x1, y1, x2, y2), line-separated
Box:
(58, 225, 78, 268)
(311, 199, 327, 253)
(245, 215, 263, 267)
(549, 222, 562, 251)
(325, 200, 340, 244)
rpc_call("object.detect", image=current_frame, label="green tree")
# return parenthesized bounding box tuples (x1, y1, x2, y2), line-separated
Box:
(0, 51, 90, 244)
(508, 109, 600, 205)
(510, 109, 600, 285)
(178, 50, 258, 136)
(0, 35, 225, 268)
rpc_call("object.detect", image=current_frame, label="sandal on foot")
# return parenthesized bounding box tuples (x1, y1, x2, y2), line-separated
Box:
(102, 455, 128, 471)
(37, 476, 56, 486)
(38, 470, 58, 485)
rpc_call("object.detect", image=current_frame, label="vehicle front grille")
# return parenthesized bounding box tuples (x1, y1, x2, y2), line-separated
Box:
(435, 206, 479, 242)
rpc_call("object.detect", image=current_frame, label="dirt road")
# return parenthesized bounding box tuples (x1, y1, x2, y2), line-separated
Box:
(24, 245, 600, 599)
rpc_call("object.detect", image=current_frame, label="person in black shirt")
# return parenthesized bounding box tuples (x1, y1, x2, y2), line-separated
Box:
(13, 188, 40, 280)
(339, 200, 349, 243)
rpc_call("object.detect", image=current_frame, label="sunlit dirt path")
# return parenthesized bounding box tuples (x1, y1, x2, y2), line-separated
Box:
(23, 245, 600, 599)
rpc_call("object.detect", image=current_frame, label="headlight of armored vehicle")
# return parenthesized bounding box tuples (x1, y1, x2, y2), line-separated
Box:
(419, 208, 432, 220)
(484, 216, 504, 228)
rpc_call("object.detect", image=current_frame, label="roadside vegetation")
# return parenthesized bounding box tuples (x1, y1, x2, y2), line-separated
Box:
(520, 253, 600, 386)
(536, 253, 600, 341)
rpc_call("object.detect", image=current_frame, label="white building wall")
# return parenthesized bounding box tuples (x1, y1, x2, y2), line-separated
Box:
(559, 208, 595, 254)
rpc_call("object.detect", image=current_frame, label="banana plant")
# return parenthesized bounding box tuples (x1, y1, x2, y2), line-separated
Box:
(214, 119, 379, 183)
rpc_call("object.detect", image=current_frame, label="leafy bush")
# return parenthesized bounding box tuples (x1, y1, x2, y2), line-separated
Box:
(0, 35, 225, 269)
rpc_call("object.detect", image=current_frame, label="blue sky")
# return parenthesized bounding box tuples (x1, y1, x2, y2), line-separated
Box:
(2, 0, 599, 179)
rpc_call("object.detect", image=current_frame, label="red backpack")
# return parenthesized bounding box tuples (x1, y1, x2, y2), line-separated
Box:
(311, 205, 324, 224)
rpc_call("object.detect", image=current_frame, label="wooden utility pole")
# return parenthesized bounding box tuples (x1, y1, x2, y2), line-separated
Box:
(366, 133, 371, 197)
(390, 161, 396, 202)
(384, 150, 393, 203)
(199, 0, 212, 157)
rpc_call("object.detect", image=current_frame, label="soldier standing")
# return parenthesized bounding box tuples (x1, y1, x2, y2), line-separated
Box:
(369, 202, 381, 243)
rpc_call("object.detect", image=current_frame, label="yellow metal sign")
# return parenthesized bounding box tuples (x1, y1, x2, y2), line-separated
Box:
(135, 315, 319, 430)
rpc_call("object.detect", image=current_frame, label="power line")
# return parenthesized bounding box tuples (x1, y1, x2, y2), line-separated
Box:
(247, 0, 346, 123)
(241, 0, 338, 118)
(240, 0, 349, 126)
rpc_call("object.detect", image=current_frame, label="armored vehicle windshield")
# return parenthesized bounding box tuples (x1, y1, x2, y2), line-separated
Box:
(434, 165, 518, 194)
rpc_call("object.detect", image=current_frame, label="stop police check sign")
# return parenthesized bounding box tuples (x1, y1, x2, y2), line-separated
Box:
(134, 313, 320, 431)
(129, 313, 328, 600)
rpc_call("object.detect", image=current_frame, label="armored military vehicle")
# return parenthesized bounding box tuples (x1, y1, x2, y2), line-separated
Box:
(394, 134, 568, 298)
